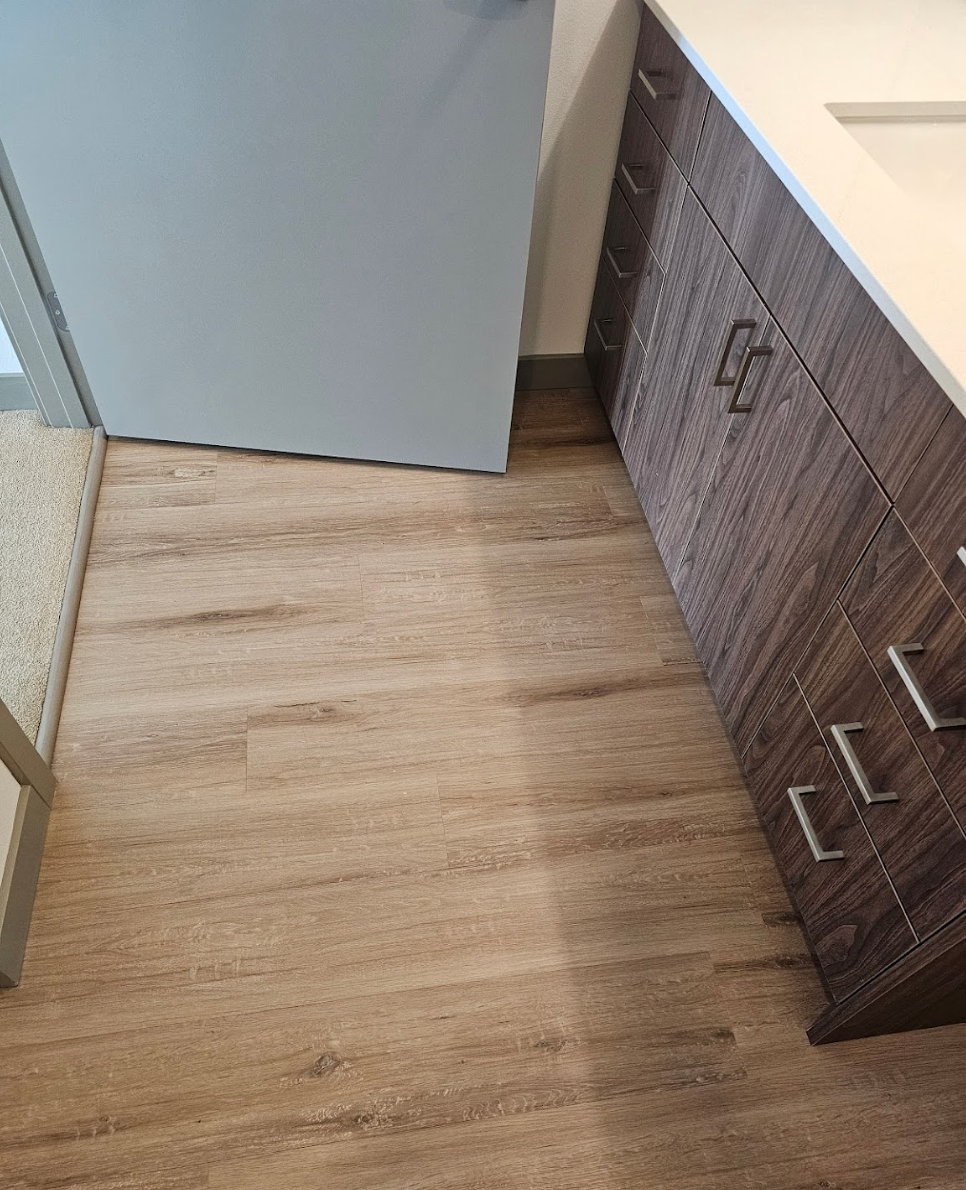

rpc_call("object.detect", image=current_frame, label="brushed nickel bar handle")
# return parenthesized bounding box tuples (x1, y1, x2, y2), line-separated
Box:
(637, 67, 677, 101)
(605, 246, 638, 281)
(888, 643, 966, 732)
(713, 319, 757, 387)
(620, 163, 656, 197)
(830, 723, 899, 805)
(592, 317, 623, 353)
(788, 786, 845, 862)
(727, 345, 773, 413)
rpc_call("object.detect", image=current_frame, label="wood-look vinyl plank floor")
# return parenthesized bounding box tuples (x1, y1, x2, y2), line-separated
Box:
(2, 389, 965, 1189)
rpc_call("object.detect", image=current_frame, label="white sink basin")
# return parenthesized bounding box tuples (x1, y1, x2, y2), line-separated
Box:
(828, 102, 966, 252)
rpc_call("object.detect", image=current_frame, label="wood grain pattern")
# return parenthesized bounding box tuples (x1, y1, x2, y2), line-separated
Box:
(3, 391, 966, 1188)
(809, 910, 966, 1044)
(584, 258, 646, 444)
(841, 512, 966, 833)
(622, 190, 770, 573)
(613, 93, 688, 267)
(691, 95, 951, 497)
(600, 181, 667, 349)
(795, 603, 966, 938)
(742, 676, 915, 1002)
(674, 316, 889, 753)
(630, 4, 710, 178)
(584, 257, 632, 419)
(897, 407, 966, 618)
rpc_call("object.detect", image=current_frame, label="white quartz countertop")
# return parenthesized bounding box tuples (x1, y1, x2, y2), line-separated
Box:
(646, 0, 966, 419)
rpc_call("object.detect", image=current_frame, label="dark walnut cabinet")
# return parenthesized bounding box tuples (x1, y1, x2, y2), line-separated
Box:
(623, 190, 770, 574)
(674, 318, 888, 753)
(743, 674, 915, 1003)
(586, 5, 966, 1042)
(690, 95, 951, 498)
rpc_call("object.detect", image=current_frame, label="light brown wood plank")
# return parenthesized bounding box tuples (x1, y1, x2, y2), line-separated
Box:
(1, 390, 964, 1190)
(0, 955, 741, 1187)
(0, 843, 801, 1053)
(98, 440, 218, 509)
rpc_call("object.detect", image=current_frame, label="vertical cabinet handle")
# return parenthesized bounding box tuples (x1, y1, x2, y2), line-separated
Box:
(713, 319, 773, 412)
(637, 68, 677, 101)
(592, 317, 623, 353)
(727, 345, 773, 413)
(829, 723, 899, 804)
(957, 546, 966, 568)
(620, 163, 656, 197)
(787, 786, 845, 862)
(606, 246, 638, 281)
(713, 319, 757, 387)
(887, 643, 966, 732)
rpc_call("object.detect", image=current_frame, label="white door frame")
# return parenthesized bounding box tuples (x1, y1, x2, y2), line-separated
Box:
(0, 164, 91, 429)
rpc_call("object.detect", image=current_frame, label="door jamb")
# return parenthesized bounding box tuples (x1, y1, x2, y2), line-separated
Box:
(0, 158, 92, 429)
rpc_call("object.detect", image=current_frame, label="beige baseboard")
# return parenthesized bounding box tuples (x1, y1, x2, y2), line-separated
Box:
(516, 354, 592, 391)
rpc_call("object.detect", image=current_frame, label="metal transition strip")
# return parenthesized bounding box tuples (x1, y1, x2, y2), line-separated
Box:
(35, 426, 107, 763)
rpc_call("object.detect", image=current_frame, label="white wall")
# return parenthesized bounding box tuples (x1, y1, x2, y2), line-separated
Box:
(0, 320, 22, 373)
(520, 0, 643, 358)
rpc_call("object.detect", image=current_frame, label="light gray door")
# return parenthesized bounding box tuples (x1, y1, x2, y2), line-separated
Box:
(0, 1, 554, 471)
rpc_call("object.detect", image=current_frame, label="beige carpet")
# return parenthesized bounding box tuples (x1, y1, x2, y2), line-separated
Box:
(0, 411, 93, 741)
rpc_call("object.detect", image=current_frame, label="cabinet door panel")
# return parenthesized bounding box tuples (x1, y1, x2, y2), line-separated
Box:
(614, 94, 687, 268)
(796, 603, 966, 938)
(623, 191, 770, 573)
(841, 512, 966, 831)
(674, 325, 889, 753)
(630, 4, 710, 178)
(897, 409, 966, 618)
(600, 182, 666, 351)
(743, 677, 915, 1002)
(691, 96, 950, 497)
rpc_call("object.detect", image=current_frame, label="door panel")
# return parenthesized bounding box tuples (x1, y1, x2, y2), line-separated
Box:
(623, 191, 770, 574)
(0, 0, 555, 471)
(691, 96, 950, 497)
(674, 321, 889, 753)
(743, 676, 914, 1002)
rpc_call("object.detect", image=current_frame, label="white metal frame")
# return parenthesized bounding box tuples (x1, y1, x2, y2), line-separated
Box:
(0, 172, 90, 428)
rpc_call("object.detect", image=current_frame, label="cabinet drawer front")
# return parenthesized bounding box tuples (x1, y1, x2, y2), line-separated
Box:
(623, 190, 770, 574)
(691, 96, 950, 498)
(841, 512, 966, 832)
(629, 5, 709, 178)
(744, 678, 915, 1001)
(797, 603, 966, 938)
(897, 409, 966, 619)
(674, 321, 889, 754)
(584, 259, 645, 440)
(611, 320, 647, 450)
(600, 183, 666, 350)
(614, 94, 687, 268)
